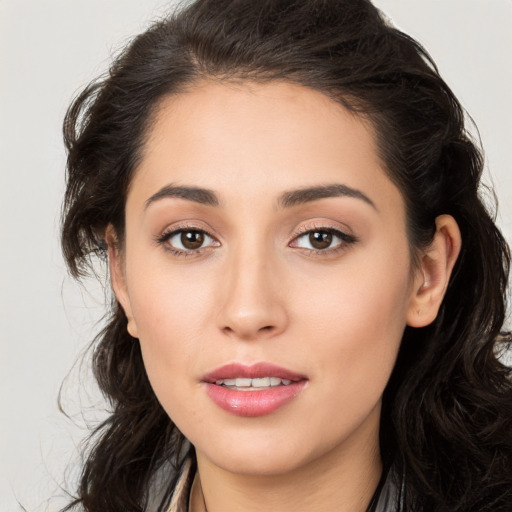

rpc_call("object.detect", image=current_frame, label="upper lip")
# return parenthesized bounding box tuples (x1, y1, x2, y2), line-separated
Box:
(202, 362, 307, 383)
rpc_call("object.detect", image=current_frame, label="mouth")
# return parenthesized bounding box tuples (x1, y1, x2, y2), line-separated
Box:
(202, 363, 308, 417)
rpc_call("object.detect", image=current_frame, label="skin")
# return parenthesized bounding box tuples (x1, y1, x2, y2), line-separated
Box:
(108, 81, 461, 512)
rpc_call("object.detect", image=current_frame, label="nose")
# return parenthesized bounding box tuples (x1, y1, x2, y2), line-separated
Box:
(216, 247, 288, 341)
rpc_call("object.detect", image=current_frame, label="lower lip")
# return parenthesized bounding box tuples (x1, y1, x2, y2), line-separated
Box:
(204, 381, 307, 417)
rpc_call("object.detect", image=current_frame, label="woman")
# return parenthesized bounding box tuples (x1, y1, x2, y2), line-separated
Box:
(60, 0, 512, 510)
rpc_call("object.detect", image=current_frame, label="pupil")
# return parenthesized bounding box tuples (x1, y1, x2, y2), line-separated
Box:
(310, 231, 332, 249)
(181, 231, 204, 249)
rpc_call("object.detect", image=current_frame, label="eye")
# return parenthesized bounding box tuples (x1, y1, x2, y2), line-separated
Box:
(158, 227, 220, 254)
(291, 227, 356, 253)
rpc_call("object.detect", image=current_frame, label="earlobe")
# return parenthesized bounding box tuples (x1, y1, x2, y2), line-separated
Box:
(105, 225, 139, 338)
(407, 215, 462, 328)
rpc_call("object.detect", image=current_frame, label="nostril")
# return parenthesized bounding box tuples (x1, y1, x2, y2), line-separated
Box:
(221, 323, 276, 339)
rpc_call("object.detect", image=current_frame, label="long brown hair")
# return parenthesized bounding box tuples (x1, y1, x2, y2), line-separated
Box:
(61, 1, 512, 510)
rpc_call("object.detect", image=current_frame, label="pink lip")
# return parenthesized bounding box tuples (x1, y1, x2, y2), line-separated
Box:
(202, 363, 307, 417)
(203, 362, 306, 383)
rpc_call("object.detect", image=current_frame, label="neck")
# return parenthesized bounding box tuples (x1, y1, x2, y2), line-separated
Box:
(192, 407, 383, 512)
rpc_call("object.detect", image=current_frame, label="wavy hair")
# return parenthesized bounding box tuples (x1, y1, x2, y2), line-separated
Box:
(61, 0, 512, 510)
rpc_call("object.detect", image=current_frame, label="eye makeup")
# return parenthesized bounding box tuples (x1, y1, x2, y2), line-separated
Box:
(290, 224, 358, 256)
(155, 222, 221, 258)
(154, 221, 358, 258)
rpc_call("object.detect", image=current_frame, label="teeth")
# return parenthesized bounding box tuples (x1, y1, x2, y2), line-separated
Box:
(252, 377, 270, 387)
(215, 377, 294, 388)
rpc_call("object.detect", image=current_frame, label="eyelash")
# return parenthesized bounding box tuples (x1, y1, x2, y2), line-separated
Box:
(156, 223, 219, 258)
(291, 225, 357, 256)
(156, 223, 357, 257)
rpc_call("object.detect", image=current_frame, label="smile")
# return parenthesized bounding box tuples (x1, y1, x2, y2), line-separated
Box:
(203, 363, 308, 417)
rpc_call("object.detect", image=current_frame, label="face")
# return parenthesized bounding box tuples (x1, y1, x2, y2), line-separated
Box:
(111, 81, 428, 477)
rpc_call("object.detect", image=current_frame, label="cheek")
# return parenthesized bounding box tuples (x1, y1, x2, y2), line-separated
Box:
(295, 244, 412, 402)
(129, 279, 214, 432)
(123, 258, 218, 408)
(125, 233, 218, 327)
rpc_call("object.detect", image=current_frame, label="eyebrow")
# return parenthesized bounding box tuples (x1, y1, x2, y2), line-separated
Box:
(145, 185, 219, 209)
(277, 184, 376, 210)
(144, 183, 376, 210)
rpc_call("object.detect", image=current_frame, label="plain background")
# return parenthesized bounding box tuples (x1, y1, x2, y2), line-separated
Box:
(1, 1, 511, 510)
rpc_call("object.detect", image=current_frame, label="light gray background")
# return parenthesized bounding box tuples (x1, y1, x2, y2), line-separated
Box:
(1, 1, 511, 511)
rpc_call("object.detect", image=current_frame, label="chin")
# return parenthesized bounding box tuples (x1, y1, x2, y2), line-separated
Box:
(192, 424, 340, 477)
(205, 448, 310, 477)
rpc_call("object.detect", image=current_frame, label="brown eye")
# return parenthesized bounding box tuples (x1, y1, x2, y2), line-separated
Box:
(181, 230, 205, 250)
(161, 228, 220, 253)
(309, 231, 332, 250)
(291, 227, 356, 253)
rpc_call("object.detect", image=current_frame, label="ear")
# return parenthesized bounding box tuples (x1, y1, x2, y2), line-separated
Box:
(407, 215, 462, 328)
(105, 225, 139, 338)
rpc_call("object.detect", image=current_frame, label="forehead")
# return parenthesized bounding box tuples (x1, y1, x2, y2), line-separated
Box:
(130, 80, 402, 215)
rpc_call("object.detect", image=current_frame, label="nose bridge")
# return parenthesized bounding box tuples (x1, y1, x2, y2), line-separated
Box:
(217, 237, 287, 340)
